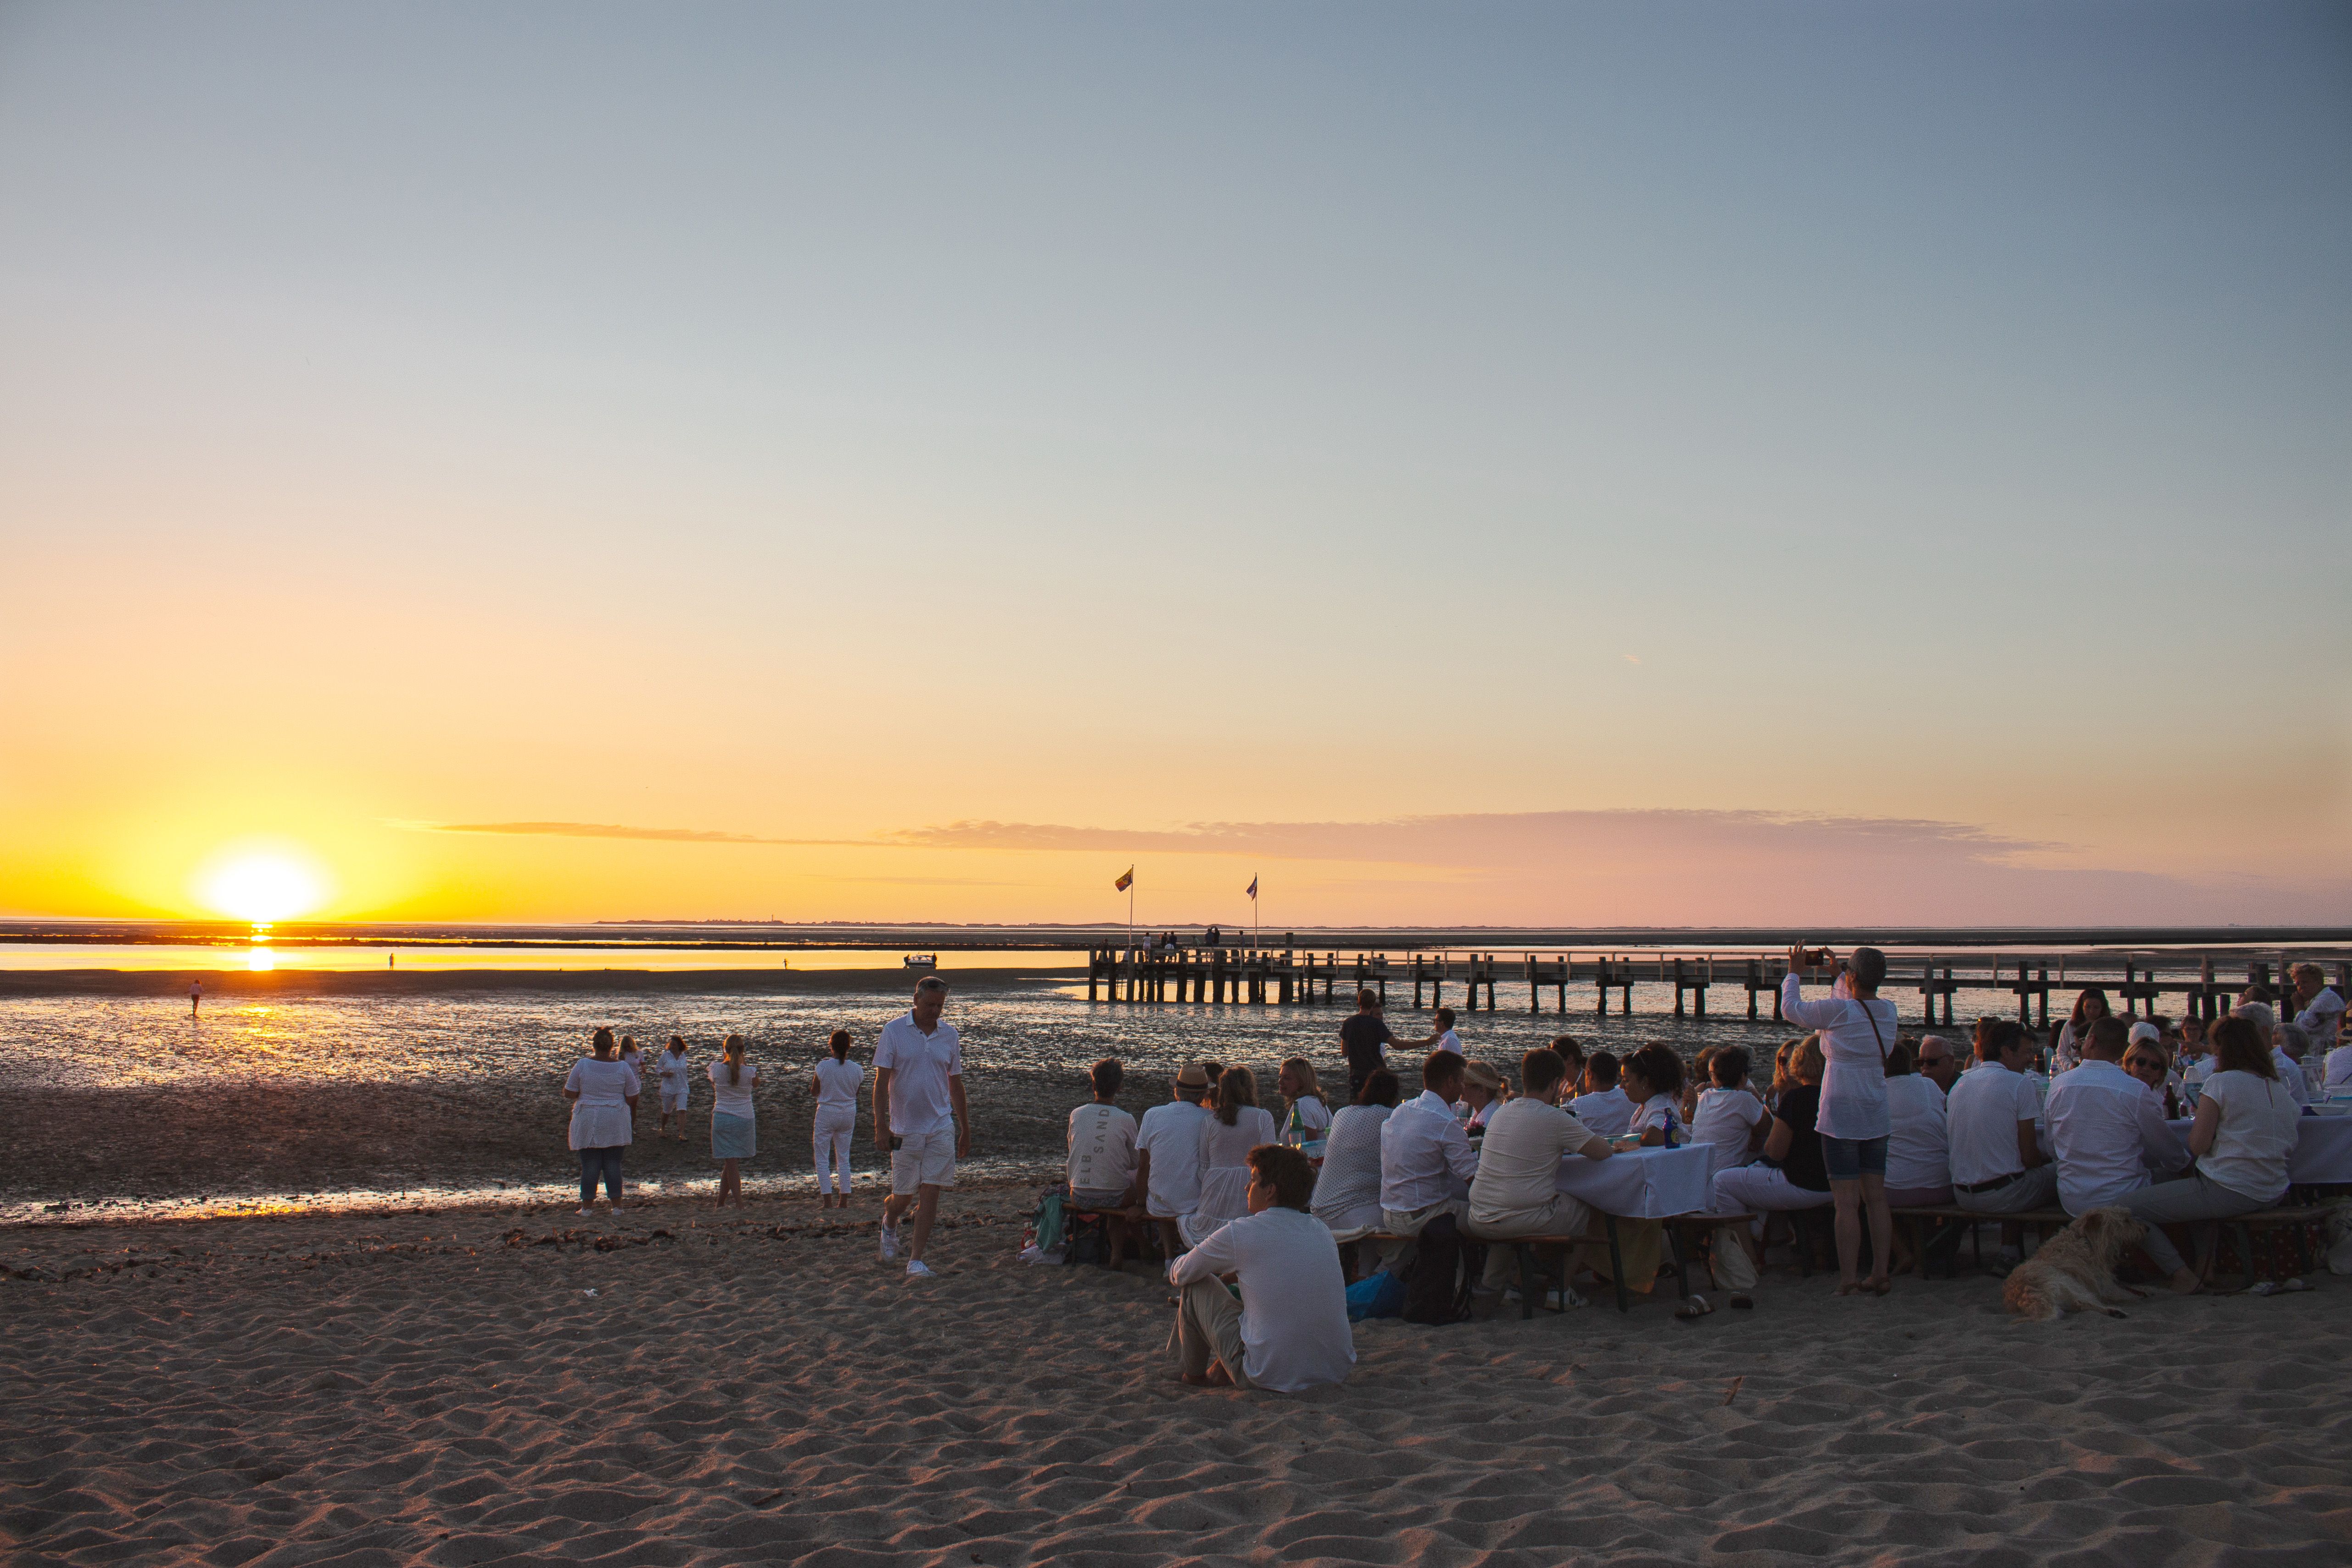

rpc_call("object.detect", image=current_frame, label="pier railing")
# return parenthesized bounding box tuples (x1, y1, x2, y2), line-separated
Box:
(1083, 945, 2348, 1027)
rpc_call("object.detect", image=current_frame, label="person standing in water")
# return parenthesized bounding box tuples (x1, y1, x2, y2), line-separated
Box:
(812, 1030, 863, 1209)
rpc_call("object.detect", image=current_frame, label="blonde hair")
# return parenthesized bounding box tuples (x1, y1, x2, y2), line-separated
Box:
(1791, 1034, 1826, 1084)
(1280, 1056, 1321, 1101)
(723, 1032, 746, 1086)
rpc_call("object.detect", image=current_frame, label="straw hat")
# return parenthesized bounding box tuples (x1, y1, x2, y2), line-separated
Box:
(1174, 1061, 1211, 1088)
(1461, 1060, 1503, 1092)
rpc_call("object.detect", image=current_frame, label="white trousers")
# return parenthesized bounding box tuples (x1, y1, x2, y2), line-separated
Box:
(1712, 1164, 1834, 1238)
(813, 1107, 855, 1194)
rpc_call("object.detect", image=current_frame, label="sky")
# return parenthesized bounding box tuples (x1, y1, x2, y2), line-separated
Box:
(2, 1, 2347, 930)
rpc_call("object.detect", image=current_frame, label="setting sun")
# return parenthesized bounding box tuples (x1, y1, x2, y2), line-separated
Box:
(198, 849, 329, 924)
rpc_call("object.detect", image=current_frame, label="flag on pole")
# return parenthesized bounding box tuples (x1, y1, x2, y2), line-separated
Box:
(1245, 875, 1258, 900)
(1114, 866, 1134, 892)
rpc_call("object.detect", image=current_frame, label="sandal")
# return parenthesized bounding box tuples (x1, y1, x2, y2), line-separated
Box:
(1674, 1294, 1716, 1322)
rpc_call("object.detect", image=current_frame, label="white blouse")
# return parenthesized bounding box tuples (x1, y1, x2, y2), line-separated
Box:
(565, 1059, 639, 1149)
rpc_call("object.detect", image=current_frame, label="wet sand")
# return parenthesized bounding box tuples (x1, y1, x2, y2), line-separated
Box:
(5, 1187, 2347, 1566)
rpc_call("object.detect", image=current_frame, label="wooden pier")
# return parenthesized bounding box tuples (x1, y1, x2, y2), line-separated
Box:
(1085, 943, 2351, 1027)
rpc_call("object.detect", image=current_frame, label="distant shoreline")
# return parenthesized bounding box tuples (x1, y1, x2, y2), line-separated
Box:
(0, 965, 1083, 999)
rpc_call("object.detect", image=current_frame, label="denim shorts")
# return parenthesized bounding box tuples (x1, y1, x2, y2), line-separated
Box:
(1820, 1134, 1889, 1182)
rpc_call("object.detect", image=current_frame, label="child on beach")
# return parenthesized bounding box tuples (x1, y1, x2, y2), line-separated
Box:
(656, 1035, 693, 1141)
(1568, 1053, 1632, 1135)
(1692, 1046, 1767, 1175)
(1621, 1044, 1686, 1147)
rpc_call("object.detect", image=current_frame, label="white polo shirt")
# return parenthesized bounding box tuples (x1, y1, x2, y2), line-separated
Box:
(1944, 1061, 2043, 1188)
(2045, 1060, 2188, 1214)
(1568, 1085, 1632, 1136)
(1136, 1099, 1211, 1217)
(872, 1013, 961, 1136)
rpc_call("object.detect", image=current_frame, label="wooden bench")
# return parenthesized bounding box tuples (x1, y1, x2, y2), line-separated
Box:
(1362, 1218, 1640, 1316)
(2217, 1204, 2336, 1289)
(1659, 1211, 1763, 1298)
(1891, 1205, 2074, 1278)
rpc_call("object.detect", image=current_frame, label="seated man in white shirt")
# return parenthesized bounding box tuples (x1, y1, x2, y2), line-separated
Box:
(1568, 1052, 1634, 1136)
(1067, 1058, 1141, 1266)
(2290, 964, 2344, 1059)
(1169, 1144, 1355, 1393)
(1134, 1062, 1214, 1259)
(1946, 1019, 2058, 1272)
(1377, 1050, 1481, 1271)
(2046, 1017, 2189, 1216)
(1465, 1047, 1613, 1291)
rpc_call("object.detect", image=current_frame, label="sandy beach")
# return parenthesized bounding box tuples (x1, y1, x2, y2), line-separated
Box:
(6, 1185, 2347, 1567)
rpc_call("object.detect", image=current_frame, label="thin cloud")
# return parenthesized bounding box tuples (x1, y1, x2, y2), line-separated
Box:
(420, 820, 809, 846)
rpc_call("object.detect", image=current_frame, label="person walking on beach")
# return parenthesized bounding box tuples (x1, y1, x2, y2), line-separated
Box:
(812, 1030, 862, 1209)
(874, 976, 969, 1278)
(1338, 989, 1401, 1104)
(189, 978, 202, 1018)
(710, 1033, 759, 1208)
(656, 1035, 693, 1142)
(564, 1027, 640, 1218)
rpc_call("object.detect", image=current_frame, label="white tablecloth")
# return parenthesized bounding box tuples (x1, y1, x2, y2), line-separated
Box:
(1555, 1145, 1714, 1218)
(2167, 1114, 2352, 1186)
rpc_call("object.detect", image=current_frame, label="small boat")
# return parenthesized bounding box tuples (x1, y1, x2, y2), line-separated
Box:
(903, 953, 937, 970)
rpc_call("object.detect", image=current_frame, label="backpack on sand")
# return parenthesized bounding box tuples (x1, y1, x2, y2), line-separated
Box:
(1401, 1212, 1479, 1325)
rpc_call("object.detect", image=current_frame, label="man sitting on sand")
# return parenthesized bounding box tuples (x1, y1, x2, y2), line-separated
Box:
(1134, 1062, 1212, 1257)
(1169, 1145, 1354, 1393)
(1067, 1058, 1140, 1266)
(1465, 1048, 1611, 1292)
(1377, 1050, 1480, 1270)
(1569, 1052, 1633, 1136)
(2046, 1016, 2187, 1216)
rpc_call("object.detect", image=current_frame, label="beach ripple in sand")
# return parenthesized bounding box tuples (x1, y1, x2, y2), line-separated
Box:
(5, 1189, 2350, 1567)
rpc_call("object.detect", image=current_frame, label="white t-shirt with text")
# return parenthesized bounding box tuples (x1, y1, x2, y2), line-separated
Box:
(1067, 1102, 1139, 1195)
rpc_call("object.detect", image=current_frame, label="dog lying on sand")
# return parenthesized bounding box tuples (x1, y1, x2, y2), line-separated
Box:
(2004, 1207, 2148, 1321)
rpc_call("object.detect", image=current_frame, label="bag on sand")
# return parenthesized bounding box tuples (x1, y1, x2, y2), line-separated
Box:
(1401, 1212, 1477, 1325)
(1345, 1269, 1405, 1321)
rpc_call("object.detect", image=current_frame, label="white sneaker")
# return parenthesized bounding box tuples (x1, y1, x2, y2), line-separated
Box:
(879, 1222, 900, 1261)
(905, 1259, 934, 1278)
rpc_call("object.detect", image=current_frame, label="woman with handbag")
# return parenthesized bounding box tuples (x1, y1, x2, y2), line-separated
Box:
(1782, 946, 1900, 1295)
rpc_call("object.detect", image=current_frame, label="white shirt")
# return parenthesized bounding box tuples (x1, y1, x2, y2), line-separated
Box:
(1627, 1095, 1682, 1145)
(2272, 1049, 2313, 1106)
(1944, 1061, 2044, 1187)
(1067, 1102, 1139, 1194)
(2046, 1060, 2188, 1214)
(1434, 1029, 1464, 1056)
(1568, 1086, 1632, 1136)
(1378, 1090, 1480, 1212)
(1780, 975, 1896, 1141)
(1199, 1105, 1277, 1170)
(1469, 1099, 1605, 1224)
(1283, 1094, 1332, 1142)
(2196, 1070, 2302, 1204)
(707, 1058, 759, 1117)
(656, 1049, 693, 1094)
(813, 1055, 863, 1111)
(1883, 1075, 1951, 1192)
(564, 1058, 640, 1149)
(1168, 1206, 1355, 1393)
(1691, 1088, 1767, 1176)
(1308, 1105, 1391, 1235)
(2294, 988, 2346, 1051)
(1136, 1099, 1211, 1218)
(872, 1014, 961, 1136)
(2324, 1043, 2352, 1090)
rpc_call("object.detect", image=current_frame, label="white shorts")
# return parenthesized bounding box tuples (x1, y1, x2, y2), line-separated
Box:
(889, 1124, 957, 1196)
(661, 1091, 689, 1112)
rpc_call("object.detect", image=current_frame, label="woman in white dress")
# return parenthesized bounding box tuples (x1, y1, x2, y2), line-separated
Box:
(811, 1029, 863, 1209)
(709, 1034, 759, 1209)
(1311, 1070, 1400, 1249)
(1181, 1066, 1278, 1244)
(563, 1027, 640, 1218)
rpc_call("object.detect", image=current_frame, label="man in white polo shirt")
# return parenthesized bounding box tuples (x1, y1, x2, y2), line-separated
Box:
(2045, 1016, 2187, 1216)
(874, 975, 970, 1279)
(1946, 1019, 2057, 1274)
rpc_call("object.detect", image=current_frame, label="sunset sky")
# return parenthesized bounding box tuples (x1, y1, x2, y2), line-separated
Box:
(3, 3, 2346, 930)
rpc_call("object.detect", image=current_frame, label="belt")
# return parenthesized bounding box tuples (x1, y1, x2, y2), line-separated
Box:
(1956, 1172, 2022, 1195)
